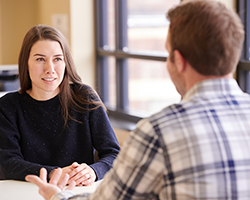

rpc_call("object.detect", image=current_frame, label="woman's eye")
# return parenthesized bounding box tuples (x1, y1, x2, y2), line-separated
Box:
(55, 58, 62, 61)
(37, 58, 45, 61)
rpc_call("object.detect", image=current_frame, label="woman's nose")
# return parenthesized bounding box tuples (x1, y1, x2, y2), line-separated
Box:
(45, 61, 55, 74)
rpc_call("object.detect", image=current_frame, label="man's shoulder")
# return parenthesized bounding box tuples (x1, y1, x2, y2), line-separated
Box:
(148, 103, 188, 122)
(134, 103, 186, 133)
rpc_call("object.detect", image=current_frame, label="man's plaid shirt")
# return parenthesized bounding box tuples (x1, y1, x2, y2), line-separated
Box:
(53, 78, 250, 200)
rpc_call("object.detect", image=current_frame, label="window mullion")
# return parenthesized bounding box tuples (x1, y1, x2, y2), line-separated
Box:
(246, 0, 250, 60)
(237, 0, 246, 59)
(237, 0, 249, 92)
(95, 0, 109, 103)
(115, 0, 129, 110)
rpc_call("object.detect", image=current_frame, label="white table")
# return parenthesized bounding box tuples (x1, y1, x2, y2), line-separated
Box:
(0, 180, 102, 200)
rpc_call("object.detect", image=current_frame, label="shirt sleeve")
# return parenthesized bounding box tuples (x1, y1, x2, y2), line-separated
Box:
(88, 118, 165, 200)
(51, 191, 92, 200)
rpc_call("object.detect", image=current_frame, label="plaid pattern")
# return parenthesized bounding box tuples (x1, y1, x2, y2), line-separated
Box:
(54, 78, 250, 200)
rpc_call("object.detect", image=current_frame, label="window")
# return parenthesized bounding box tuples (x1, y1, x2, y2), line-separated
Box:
(237, 0, 250, 93)
(95, 0, 250, 130)
(95, 0, 180, 130)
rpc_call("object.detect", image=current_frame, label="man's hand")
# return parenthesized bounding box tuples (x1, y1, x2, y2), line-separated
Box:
(25, 168, 75, 200)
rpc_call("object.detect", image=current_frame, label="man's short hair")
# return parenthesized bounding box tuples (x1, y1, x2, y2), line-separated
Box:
(167, 0, 244, 76)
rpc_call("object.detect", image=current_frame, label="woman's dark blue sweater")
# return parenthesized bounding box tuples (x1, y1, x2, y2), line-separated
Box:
(0, 88, 120, 181)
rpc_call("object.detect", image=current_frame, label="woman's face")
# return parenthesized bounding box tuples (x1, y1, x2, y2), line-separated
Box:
(27, 40, 66, 100)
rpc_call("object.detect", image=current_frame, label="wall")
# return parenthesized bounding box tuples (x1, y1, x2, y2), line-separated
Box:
(183, 0, 235, 8)
(0, 0, 71, 64)
(218, 0, 235, 10)
(37, 0, 71, 45)
(0, 0, 95, 88)
(0, 0, 38, 64)
(70, 0, 95, 88)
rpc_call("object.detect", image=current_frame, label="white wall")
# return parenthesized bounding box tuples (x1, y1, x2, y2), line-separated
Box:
(70, 0, 96, 89)
(217, 0, 235, 10)
(183, 0, 235, 9)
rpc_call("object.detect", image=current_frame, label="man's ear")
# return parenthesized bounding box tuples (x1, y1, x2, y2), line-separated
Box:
(173, 50, 186, 73)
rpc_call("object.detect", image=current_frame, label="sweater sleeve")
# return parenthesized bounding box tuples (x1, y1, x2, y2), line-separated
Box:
(0, 95, 56, 180)
(88, 105, 120, 180)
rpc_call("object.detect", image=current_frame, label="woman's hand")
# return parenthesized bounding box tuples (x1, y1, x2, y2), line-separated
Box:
(68, 163, 97, 186)
(25, 168, 75, 200)
(50, 162, 96, 186)
(60, 162, 79, 178)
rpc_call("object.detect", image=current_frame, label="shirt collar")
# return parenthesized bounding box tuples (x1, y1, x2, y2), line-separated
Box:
(182, 78, 243, 102)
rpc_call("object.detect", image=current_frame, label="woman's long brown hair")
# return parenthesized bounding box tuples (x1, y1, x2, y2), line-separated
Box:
(18, 25, 105, 126)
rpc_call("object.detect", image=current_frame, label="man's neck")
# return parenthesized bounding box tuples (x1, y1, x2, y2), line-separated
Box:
(184, 65, 233, 95)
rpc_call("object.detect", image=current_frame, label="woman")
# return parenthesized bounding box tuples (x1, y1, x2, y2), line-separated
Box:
(0, 25, 120, 186)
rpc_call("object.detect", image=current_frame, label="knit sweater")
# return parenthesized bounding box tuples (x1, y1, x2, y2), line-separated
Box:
(0, 86, 120, 181)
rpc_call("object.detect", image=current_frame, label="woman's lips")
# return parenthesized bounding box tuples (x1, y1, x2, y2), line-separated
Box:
(42, 78, 56, 81)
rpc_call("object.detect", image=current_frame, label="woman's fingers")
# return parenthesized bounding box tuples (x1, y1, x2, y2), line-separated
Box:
(73, 172, 91, 185)
(78, 174, 95, 186)
(69, 163, 86, 179)
(71, 162, 80, 168)
(68, 164, 96, 186)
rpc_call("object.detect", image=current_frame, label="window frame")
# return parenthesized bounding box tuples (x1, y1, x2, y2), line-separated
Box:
(237, 0, 250, 93)
(95, 0, 249, 130)
(95, 0, 168, 130)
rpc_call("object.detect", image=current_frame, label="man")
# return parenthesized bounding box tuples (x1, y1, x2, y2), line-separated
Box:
(26, 1, 250, 199)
